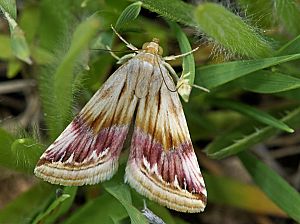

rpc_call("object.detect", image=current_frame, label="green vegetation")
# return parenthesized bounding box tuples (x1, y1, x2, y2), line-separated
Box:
(1, 0, 300, 223)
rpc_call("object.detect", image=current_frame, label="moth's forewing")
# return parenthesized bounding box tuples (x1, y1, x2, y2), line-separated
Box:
(35, 65, 138, 186)
(125, 55, 207, 213)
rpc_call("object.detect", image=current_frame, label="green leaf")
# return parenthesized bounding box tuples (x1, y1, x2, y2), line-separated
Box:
(0, 0, 16, 19)
(49, 15, 100, 139)
(0, 183, 54, 224)
(196, 53, 300, 89)
(169, 22, 195, 102)
(0, 1, 32, 64)
(237, 70, 300, 93)
(135, 0, 197, 27)
(194, 3, 273, 58)
(10, 26, 32, 64)
(10, 138, 44, 173)
(276, 34, 300, 55)
(64, 193, 128, 224)
(0, 131, 44, 173)
(209, 98, 294, 133)
(205, 173, 285, 216)
(115, 1, 142, 31)
(206, 106, 300, 159)
(33, 194, 70, 224)
(33, 187, 77, 224)
(239, 152, 300, 222)
(104, 183, 148, 224)
(274, 0, 300, 36)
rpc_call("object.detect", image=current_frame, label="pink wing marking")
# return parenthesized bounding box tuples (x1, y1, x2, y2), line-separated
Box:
(125, 62, 207, 212)
(35, 62, 138, 186)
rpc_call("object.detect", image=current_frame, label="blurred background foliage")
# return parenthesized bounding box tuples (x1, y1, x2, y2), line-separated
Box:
(0, 0, 300, 223)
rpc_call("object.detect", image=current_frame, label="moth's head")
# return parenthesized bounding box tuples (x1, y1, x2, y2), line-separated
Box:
(142, 38, 163, 56)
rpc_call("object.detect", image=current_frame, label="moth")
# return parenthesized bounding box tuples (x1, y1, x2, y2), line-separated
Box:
(34, 28, 207, 213)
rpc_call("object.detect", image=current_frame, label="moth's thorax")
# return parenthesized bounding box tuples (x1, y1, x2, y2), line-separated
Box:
(142, 38, 163, 56)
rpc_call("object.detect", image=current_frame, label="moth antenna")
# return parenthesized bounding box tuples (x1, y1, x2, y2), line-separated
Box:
(163, 46, 200, 61)
(111, 24, 139, 51)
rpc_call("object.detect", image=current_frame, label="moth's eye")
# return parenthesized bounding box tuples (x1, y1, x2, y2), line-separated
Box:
(158, 46, 163, 56)
(142, 42, 150, 50)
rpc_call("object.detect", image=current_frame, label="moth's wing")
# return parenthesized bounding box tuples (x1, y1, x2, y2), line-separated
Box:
(125, 64, 207, 213)
(35, 62, 138, 186)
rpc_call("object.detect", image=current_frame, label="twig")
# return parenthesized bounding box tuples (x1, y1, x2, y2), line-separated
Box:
(0, 79, 36, 94)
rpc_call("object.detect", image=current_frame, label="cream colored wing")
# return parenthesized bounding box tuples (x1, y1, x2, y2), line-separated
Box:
(35, 62, 138, 186)
(125, 62, 207, 213)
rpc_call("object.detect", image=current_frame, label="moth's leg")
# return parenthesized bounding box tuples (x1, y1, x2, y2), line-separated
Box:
(163, 61, 179, 82)
(116, 53, 136, 64)
(106, 45, 120, 60)
(106, 45, 136, 64)
(163, 61, 210, 92)
(111, 25, 138, 51)
(163, 46, 199, 61)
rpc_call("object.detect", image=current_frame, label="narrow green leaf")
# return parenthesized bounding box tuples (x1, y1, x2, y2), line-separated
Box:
(169, 22, 195, 102)
(239, 152, 300, 222)
(196, 53, 300, 89)
(33, 187, 77, 224)
(10, 26, 32, 64)
(206, 106, 300, 159)
(0, 3, 32, 64)
(205, 173, 285, 216)
(194, 3, 273, 58)
(276, 34, 300, 55)
(135, 0, 197, 27)
(10, 138, 44, 173)
(237, 70, 300, 93)
(0, 183, 54, 224)
(274, 0, 300, 36)
(64, 193, 128, 224)
(32, 194, 70, 224)
(115, 1, 142, 30)
(50, 16, 100, 138)
(0, 0, 16, 19)
(210, 98, 294, 133)
(104, 183, 148, 224)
